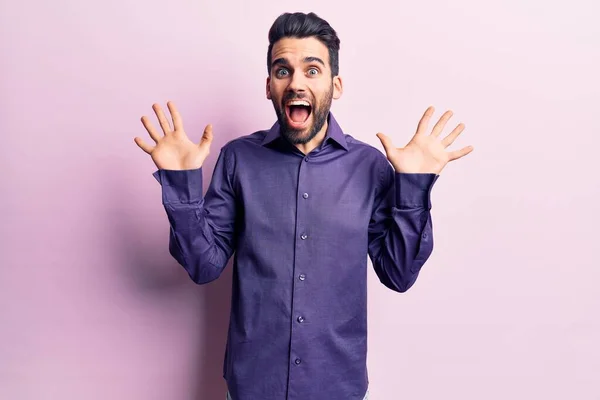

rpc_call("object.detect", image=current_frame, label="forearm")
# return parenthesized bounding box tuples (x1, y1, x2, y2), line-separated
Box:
(154, 167, 235, 284)
(368, 172, 438, 292)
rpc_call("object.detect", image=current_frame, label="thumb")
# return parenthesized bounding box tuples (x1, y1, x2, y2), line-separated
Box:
(199, 124, 213, 147)
(376, 132, 394, 154)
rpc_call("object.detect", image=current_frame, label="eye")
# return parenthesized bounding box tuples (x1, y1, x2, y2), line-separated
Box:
(276, 68, 289, 78)
(307, 67, 319, 76)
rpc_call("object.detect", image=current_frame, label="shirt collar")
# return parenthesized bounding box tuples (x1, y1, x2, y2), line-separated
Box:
(261, 112, 349, 151)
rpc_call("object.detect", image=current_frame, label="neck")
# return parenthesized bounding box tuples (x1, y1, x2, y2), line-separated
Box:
(294, 120, 329, 155)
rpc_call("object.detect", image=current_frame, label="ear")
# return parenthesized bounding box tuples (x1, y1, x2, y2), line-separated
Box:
(266, 76, 271, 100)
(332, 75, 343, 100)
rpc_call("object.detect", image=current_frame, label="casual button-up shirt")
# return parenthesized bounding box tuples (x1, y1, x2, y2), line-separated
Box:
(152, 113, 438, 400)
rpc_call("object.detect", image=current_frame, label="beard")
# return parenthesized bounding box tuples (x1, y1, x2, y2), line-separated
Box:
(272, 84, 333, 145)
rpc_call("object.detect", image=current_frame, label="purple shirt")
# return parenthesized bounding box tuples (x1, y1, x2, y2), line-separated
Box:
(152, 113, 438, 400)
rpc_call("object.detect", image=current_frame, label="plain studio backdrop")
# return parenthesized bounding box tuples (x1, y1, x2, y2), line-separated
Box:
(1, 0, 598, 399)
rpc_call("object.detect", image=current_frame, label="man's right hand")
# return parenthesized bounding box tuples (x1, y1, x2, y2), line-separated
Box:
(135, 101, 213, 170)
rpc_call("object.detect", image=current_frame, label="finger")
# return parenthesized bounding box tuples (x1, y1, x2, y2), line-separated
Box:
(140, 116, 161, 143)
(134, 137, 154, 154)
(431, 110, 453, 137)
(199, 124, 214, 147)
(448, 145, 474, 161)
(167, 101, 183, 132)
(441, 123, 465, 147)
(376, 132, 394, 154)
(152, 103, 172, 134)
(415, 106, 435, 136)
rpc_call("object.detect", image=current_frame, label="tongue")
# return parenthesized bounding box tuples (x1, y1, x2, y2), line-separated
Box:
(290, 107, 309, 123)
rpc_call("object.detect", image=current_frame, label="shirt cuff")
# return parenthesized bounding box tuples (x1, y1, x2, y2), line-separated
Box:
(395, 173, 439, 209)
(152, 168, 203, 203)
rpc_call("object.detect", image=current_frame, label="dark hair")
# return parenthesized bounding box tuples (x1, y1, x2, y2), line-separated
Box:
(267, 12, 340, 77)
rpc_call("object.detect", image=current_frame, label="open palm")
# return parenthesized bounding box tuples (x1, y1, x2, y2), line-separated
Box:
(377, 106, 473, 174)
(134, 101, 213, 170)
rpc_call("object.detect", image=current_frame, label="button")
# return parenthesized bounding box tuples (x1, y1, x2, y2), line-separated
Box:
(301, 234, 307, 240)
(422, 233, 428, 238)
(297, 316, 305, 323)
(295, 358, 302, 365)
(304, 157, 309, 162)
(302, 193, 309, 199)
(299, 273, 306, 281)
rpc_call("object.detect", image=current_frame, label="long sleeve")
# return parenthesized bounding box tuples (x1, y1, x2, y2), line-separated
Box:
(152, 147, 238, 284)
(367, 158, 439, 293)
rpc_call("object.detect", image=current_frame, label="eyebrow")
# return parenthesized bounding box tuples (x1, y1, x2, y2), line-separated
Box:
(271, 56, 326, 68)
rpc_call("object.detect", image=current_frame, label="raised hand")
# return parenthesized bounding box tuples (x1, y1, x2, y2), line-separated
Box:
(376, 106, 473, 174)
(134, 101, 213, 170)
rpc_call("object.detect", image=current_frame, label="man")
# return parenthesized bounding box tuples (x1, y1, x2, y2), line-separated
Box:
(134, 11, 472, 400)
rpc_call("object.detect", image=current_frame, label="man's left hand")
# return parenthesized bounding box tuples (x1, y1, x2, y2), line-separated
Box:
(376, 106, 473, 174)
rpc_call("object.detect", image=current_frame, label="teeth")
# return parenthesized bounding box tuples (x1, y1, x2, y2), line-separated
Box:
(288, 100, 310, 107)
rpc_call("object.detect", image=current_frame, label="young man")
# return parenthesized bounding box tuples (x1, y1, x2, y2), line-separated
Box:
(134, 11, 472, 400)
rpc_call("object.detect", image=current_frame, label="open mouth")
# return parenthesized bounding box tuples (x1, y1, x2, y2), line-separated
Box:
(285, 100, 312, 128)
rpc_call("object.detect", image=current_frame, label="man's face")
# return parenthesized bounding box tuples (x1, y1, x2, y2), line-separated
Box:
(266, 37, 342, 145)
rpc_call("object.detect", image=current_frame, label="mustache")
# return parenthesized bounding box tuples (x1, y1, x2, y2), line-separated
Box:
(281, 92, 312, 104)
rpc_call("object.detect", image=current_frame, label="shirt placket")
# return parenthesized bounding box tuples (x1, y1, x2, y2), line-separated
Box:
(287, 154, 312, 399)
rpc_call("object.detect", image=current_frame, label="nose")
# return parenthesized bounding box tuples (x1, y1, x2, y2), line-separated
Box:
(287, 70, 307, 93)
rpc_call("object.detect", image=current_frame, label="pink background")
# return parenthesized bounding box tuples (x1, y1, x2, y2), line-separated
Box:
(1, 0, 599, 399)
